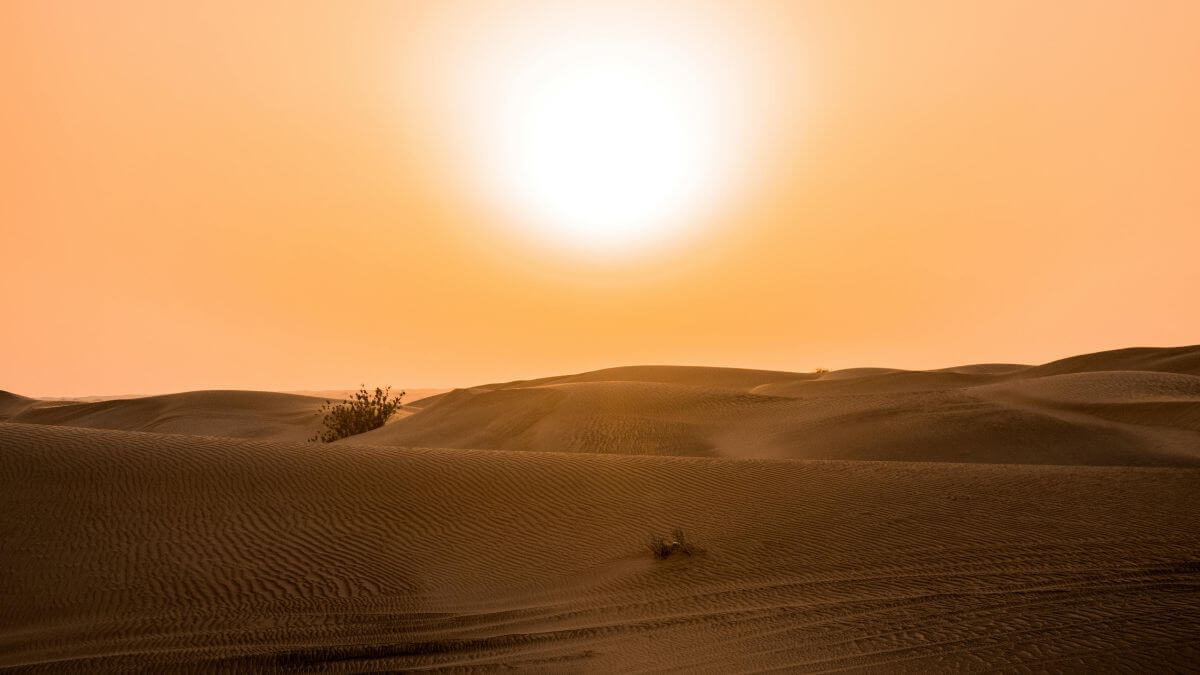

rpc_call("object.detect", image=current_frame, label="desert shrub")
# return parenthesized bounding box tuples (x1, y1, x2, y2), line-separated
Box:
(813, 367, 830, 374)
(647, 528, 701, 559)
(309, 385, 405, 443)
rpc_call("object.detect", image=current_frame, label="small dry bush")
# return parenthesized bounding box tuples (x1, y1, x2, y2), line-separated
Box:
(647, 528, 701, 560)
(813, 367, 830, 374)
(310, 385, 405, 443)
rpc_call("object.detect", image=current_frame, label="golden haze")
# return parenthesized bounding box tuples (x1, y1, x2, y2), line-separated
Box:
(2, 0, 1198, 396)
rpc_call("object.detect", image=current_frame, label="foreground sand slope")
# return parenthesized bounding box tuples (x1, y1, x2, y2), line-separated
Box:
(2, 423, 1198, 672)
(351, 346, 1200, 466)
(1, 390, 328, 442)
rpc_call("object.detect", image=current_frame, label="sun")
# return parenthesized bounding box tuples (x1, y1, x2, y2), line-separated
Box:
(425, 5, 762, 256)
(481, 32, 730, 253)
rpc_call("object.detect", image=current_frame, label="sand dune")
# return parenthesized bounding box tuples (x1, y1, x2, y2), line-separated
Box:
(0, 391, 35, 419)
(3, 390, 328, 442)
(5, 346, 1200, 671)
(10, 346, 1197, 462)
(351, 346, 1200, 466)
(974, 371, 1200, 432)
(1025, 344, 1200, 378)
(288, 388, 451, 406)
(0, 388, 449, 443)
(2, 422, 1198, 672)
(931, 363, 1031, 374)
(479, 364, 818, 392)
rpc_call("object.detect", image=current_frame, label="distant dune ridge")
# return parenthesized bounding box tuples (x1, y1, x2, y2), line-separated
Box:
(3, 390, 330, 442)
(0, 389, 452, 444)
(3, 345, 1199, 465)
(345, 345, 1200, 466)
(2, 345, 1200, 671)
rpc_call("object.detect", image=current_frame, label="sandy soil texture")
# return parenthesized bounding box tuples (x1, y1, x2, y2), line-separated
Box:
(351, 346, 1200, 466)
(2, 346, 1199, 672)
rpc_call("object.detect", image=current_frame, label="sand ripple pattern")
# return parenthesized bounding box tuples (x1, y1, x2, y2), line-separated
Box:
(3, 423, 1199, 672)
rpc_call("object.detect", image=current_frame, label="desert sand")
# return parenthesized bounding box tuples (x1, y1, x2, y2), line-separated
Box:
(351, 346, 1200, 466)
(2, 345, 1199, 671)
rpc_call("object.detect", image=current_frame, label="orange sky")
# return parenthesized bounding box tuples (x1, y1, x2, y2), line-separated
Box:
(3, 0, 1199, 397)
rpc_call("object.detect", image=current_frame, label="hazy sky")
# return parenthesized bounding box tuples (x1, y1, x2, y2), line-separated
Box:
(3, 1, 1199, 396)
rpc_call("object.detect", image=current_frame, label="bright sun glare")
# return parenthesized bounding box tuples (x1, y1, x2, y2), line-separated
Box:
(431, 6, 761, 256)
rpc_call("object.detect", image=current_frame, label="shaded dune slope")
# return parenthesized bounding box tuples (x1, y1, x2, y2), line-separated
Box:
(2, 423, 1198, 672)
(352, 346, 1200, 466)
(0, 391, 35, 419)
(5, 390, 327, 442)
(1023, 344, 1200, 378)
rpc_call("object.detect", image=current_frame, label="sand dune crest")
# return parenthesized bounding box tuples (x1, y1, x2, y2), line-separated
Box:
(352, 346, 1200, 466)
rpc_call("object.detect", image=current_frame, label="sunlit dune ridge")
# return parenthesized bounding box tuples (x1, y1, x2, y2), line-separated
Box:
(6, 345, 1199, 466)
